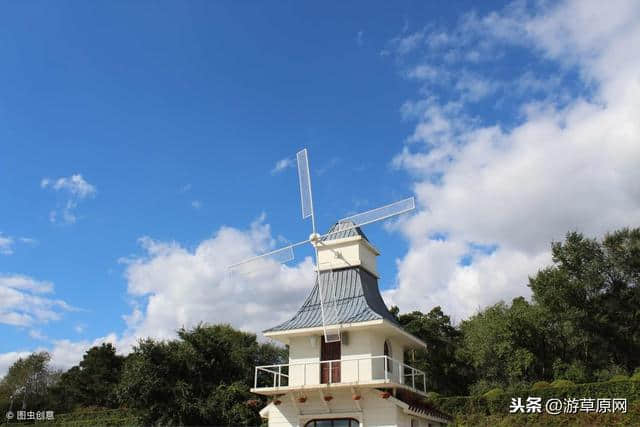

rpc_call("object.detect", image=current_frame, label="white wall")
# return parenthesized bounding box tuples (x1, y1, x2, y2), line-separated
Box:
(287, 329, 406, 386)
(289, 335, 320, 386)
(265, 389, 400, 427)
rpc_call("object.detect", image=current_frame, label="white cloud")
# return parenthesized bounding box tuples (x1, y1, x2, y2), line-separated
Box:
(0, 351, 32, 379)
(271, 157, 294, 175)
(385, 0, 640, 321)
(41, 174, 96, 224)
(0, 233, 14, 255)
(0, 274, 74, 327)
(356, 30, 364, 47)
(191, 200, 202, 209)
(120, 216, 315, 341)
(0, 216, 317, 378)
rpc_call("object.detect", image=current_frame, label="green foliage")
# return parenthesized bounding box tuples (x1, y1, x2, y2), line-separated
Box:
(483, 388, 504, 400)
(531, 381, 551, 390)
(459, 298, 546, 388)
(610, 375, 630, 382)
(0, 352, 58, 413)
(529, 228, 640, 379)
(469, 380, 503, 396)
(34, 408, 142, 426)
(433, 379, 640, 417)
(397, 306, 473, 395)
(50, 343, 124, 411)
(632, 369, 640, 382)
(453, 400, 640, 426)
(117, 323, 276, 425)
(550, 379, 575, 387)
(595, 365, 629, 382)
(426, 391, 440, 401)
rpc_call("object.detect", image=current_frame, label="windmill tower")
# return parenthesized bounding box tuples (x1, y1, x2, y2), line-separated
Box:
(230, 150, 451, 427)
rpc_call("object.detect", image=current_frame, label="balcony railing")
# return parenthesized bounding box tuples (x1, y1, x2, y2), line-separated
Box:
(253, 355, 426, 394)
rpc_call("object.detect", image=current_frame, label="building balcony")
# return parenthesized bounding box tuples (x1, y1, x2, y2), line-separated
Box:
(251, 355, 427, 397)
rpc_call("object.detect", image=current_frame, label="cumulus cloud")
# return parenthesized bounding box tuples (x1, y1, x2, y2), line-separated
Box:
(120, 216, 315, 341)
(0, 274, 74, 327)
(41, 174, 96, 224)
(270, 157, 294, 175)
(1, 216, 316, 377)
(384, 0, 640, 320)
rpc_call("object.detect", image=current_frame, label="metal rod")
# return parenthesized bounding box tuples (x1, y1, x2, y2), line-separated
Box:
(384, 357, 388, 382)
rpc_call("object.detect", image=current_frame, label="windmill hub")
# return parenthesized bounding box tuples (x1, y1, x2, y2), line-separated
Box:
(309, 232, 321, 244)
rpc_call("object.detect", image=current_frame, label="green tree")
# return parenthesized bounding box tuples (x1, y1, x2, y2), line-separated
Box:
(51, 343, 124, 411)
(397, 306, 473, 395)
(0, 352, 58, 413)
(529, 228, 640, 377)
(117, 323, 282, 425)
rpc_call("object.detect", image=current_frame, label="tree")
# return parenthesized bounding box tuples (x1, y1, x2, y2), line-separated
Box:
(459, 298, 553, 390)
(117, 323, 282, 425)
(397, 307, 473, 395)
(51, 343, 124, 411)
(0, 352, 58, 413)
(529, 228, 640, 378)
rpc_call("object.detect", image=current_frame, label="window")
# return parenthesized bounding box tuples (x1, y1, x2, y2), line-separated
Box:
(384, 340, 393, 373)
(304, 418, 359, 427)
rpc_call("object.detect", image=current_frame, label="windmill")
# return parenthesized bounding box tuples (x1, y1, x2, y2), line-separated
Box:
(229, 149, 415, 343)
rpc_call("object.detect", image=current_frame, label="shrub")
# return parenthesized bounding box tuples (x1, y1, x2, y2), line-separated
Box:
(610, 374, 629, 382)
(551, 379, 575, 388)
(483, 388, 504, 400)
(425, 392, 440, 401)
(632, 371, 640, 382)
(531, 381, 551, 390)
(432, 379, 640, 417)
(469, 380, 502, 396)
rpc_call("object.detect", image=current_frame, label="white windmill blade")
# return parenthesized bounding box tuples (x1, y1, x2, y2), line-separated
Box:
(322, 197, 416, 239)
(227, 238, 310, 273)
(297, 148, 316, 234)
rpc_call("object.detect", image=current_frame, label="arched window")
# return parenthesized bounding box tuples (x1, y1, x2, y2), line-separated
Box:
(384, 340, 392, 373)
(304, 418, 359, 427)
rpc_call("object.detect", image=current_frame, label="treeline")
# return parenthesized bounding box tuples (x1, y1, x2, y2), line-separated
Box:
(392, 227, 640, 397)
(0, 227, 638, 424)
(0, 325, 286, 425)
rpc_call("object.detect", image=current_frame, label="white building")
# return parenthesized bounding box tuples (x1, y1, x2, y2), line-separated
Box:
(253, 222, 452, 427)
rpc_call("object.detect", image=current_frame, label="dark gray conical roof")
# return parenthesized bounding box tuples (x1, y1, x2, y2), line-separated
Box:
(264, 266, 398, 333)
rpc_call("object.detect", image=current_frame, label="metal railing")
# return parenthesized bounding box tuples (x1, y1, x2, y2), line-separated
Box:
(253, 355, 426, 394)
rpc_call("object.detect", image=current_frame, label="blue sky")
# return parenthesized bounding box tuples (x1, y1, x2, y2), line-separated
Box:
(2, 1, 639, 372)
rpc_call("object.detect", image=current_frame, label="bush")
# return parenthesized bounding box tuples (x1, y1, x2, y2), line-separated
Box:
(595, 365, 628, 382)
(632, 371, 640, 382)
(531, 381, 551, 390)
(610, 374, 629, 382)
(483, 388, 504, 400)
(469, 379, 502, 396)
(551, 379, 575, 387)
(432, 379, 640, 417)
(425, 391, 440, 401)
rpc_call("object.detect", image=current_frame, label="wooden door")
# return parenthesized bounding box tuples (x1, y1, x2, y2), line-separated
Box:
(320, 336, 341, 383)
